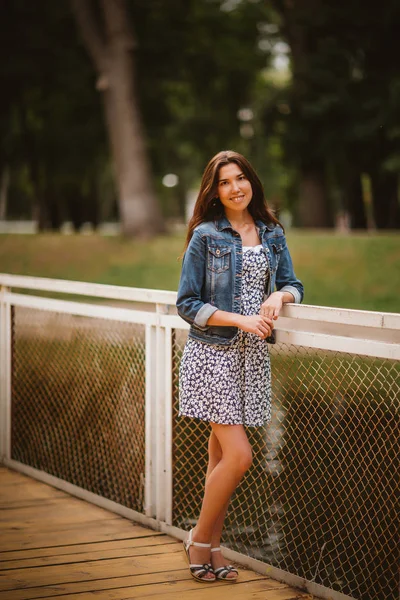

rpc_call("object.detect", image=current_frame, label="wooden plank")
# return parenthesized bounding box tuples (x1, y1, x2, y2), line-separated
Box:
(0, 489, 66, 504)
(49, 585, 301, 600)
(0, 569, 286, 600)
(1, 516, 126, 536)
(0, 467, 41, 481)
(0, 469, 307, 600)
(0, 500, 126, 523)
(0, 467, 55, 482)
(0, 471, 33, 482)
(0, 482, 66, 502)
(0, 541, 181, 569)
(0, 552, 251, 591)
(0, 499, 69, 511)
(0, 500, 128, 522)
(0, 525, 155, 552)
(0, 535, 171, 561)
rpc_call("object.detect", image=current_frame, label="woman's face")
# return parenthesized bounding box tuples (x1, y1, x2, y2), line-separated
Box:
(217, 162, 253, 214)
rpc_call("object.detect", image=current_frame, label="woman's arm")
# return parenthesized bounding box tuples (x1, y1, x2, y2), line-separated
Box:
(260, 237, 303, 320)
(176, 231, 218, 330)
(207, 310, 274, 339)
(260, 291, 293, 320)
(274, 238, 304, 304)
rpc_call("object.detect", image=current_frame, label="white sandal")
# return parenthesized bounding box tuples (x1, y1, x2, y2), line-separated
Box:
(183, 529, 216, 582)
(211, 547, 239, 581)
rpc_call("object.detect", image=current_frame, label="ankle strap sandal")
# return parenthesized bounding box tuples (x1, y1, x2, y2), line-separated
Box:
(211, 547, 239, 581)
(183, 529, 216, 582)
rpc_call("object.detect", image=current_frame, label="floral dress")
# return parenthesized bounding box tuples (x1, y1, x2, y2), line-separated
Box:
(178, 245, 271, 427)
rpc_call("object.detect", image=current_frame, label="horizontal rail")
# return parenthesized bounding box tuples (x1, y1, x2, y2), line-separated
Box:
(283, 303, 400, 330)
(6, 292, 158, 325)
(277, 328, 400, 360)
(160, 315, 398, 359)
(4, 283, 398, 359)
(0, 273, 177, 305)
(1, 273, 399, 332)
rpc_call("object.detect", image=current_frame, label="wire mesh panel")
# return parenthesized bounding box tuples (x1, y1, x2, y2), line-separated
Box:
(172, 331, 399, 600)
(11, 306, 146, 512)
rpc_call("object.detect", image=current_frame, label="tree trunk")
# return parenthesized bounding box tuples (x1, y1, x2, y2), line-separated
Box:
(0, 166, 10, 220)
(65, 184, 85, 231)
(45, 180, 63, 230)
(370, 170, 400, 229)
(345, 172, 367, 230)
(71, 0, 164, 237)
(297, 166, 333, 227)
(86, 176, 99, 229)
(19, 106, 46, 229)
(275, 1, 333, 228)
(29, 158, 48, 231)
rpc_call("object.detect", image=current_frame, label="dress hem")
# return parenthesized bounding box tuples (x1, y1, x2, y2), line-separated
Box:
(178, 411, 270, 429)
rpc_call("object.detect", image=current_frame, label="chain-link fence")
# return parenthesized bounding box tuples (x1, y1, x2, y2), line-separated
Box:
(11, 306, 146, 512)
(3, 278, 399, 600)
(172, 329, 399, 600)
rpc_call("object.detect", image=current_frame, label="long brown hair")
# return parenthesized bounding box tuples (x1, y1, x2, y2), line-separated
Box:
(183, 150, 282, 251)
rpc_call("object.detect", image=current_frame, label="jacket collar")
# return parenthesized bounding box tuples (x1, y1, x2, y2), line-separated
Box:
(214, 215, 275, 232)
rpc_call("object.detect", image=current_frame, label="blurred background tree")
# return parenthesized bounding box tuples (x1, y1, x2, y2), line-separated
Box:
(71, 0, 164, 236)
(0, 0, 108, 231)
(267, 0, 400, 228)
(0, 0, 399, 235)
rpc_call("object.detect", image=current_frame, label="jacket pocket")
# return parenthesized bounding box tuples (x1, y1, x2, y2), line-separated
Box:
(270, 243, 283, 273)
(207, 246, 231, 273)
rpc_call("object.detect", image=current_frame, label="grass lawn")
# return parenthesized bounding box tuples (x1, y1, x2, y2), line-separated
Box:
(0, 230, 399, 313)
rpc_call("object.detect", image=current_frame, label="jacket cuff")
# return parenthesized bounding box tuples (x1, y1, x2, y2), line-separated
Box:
(194, 303, 218, 328)
(279, 285, 302, 304)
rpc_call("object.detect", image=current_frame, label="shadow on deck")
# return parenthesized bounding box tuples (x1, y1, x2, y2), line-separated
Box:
(0, 466, 308, 600)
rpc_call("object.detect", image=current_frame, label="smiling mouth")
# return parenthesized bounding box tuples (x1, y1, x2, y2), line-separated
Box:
(231, 195, 245, 201)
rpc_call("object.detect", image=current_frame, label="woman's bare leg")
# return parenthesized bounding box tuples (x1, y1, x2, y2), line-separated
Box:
(205, 431, 229, 547)
(205, 431, 237, 576)
(188, 424, 252, 570)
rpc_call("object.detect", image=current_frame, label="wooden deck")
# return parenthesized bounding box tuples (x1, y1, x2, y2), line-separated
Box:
(0, 466, 305, 600)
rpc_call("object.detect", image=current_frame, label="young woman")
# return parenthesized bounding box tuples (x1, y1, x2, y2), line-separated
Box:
(176, 150, 304, 583)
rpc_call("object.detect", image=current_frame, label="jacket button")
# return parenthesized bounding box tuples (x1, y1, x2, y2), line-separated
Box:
(216, 249, 220, 255)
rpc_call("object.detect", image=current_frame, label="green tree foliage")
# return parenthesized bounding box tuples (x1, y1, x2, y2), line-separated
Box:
(129, 0, 273, 218)
(0, 0, 272, 229)
(0, 0, 108, 230)
(264, 0, 400, 228)
(0, 0, 399, 230)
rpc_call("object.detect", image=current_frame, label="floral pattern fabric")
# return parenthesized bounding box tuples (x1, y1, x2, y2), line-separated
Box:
(179, 245, 271, 427)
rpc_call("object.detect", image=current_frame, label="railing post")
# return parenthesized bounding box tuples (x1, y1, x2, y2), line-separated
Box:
(151, 304, 173, 525)
(144, 323, 157, 518)
(0, 286, 11, 462)
(155, 314, 165, 521)
(163, 324, 173, 525)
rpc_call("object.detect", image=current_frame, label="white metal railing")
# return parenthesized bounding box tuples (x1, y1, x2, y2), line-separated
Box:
(0, 273, 399, 600)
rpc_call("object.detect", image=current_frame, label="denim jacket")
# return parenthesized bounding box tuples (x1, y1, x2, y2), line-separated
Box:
(176, 215, 304, 346)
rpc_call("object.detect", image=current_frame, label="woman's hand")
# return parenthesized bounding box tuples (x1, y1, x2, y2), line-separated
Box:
(260, 292, 285, 321)
(236, 314, 274, 339)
